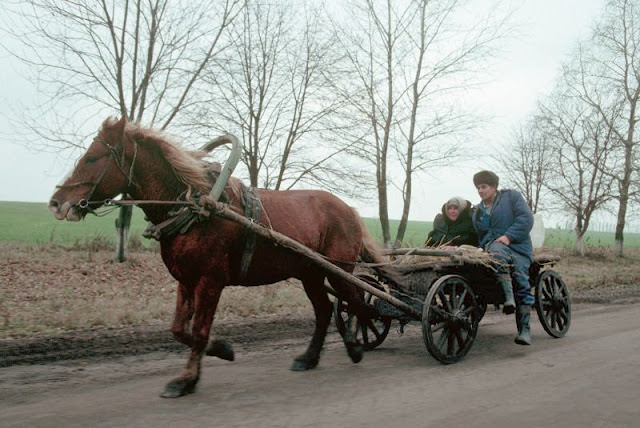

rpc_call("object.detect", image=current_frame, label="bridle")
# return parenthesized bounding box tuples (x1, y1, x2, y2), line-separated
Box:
(56, 136, 139, 215)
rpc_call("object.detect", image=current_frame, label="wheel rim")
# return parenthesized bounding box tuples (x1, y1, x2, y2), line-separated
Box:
(535, 270, 571, 338)
(422, 275, 479, 364)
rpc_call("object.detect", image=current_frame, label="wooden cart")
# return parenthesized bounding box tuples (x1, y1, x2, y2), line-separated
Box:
(333, 249, 571, 364)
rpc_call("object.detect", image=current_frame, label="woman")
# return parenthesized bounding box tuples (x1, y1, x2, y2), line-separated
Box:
(426, 196, 478, 247)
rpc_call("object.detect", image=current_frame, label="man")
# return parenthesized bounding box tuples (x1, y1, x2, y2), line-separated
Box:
(472, 170, 535, 345)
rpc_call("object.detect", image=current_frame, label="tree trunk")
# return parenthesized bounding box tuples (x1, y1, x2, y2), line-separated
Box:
(575, 230, 585, 257)
(115, 205, 133, 262)
(378, 180, 391, 247)
(614, 188, 629, 257)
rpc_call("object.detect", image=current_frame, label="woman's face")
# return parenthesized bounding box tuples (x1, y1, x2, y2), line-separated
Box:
(446, 205, 460, 221)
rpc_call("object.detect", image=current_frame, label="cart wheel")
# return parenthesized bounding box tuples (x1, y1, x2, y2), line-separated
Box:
(535, 269, 571, 338)
(333, 275, 392, 350)
(422, 274, 480, 364)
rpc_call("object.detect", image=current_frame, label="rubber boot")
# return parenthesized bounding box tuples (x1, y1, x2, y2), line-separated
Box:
(514, 305, 532, 345)
(500, 281, 516, 314)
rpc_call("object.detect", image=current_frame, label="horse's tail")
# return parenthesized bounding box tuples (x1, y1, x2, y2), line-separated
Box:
(353, 209, 406, 288)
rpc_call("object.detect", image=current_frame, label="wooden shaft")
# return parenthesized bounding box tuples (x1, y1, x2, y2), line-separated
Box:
(212, 202, 422, 320)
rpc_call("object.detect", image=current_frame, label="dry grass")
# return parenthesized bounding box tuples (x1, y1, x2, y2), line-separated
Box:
(550, 247, 640, 291)
(0, 243, 311, 339)
(1, 242, 638, 339)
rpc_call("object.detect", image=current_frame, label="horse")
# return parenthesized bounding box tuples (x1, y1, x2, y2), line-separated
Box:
(49, 117, 387, 398)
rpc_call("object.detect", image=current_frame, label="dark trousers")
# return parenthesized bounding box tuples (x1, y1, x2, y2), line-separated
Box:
(487, 242, 535, 306)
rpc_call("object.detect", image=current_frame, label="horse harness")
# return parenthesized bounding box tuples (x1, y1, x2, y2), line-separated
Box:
(142, 168, 264, 281)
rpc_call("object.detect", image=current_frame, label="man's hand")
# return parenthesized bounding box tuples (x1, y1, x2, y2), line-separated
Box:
(495, 235, 511, 246)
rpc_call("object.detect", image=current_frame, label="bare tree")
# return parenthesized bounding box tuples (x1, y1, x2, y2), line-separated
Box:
(3, 0, 243, 148)
(2, 0, 243, 260)
(496, 120, 551, 213)
(191, 0, 366, 194)
(329, 0, 510, 247)
(537, 91, 617, 256)
(565, 0, 640, 256)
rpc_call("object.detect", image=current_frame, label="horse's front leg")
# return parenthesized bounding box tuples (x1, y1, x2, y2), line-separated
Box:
(161, 279, 223, 398)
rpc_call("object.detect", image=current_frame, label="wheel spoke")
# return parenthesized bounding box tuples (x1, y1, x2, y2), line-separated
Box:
(450, 284, 458, 310)
(438, 289, 453, 312)
(457, 288, 468, 310)
(555, 312, 565, 331)
(437, 326, 449, 351)
(430, 304, 449, 319)
(455, 328, 466, 349)
(447, 328, 456, 355)
(559, 308, 569, 324)
(431, 321, 446, 332)
(365, 320, 382, 341)
(541, 281, 552, 300)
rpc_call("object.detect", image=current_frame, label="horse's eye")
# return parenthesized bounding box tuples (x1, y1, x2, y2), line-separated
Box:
(85, 156, 98, 164)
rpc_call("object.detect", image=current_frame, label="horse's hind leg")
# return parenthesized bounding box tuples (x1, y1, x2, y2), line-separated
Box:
(161, 279, 223, 398)
(328, 275, 368, 364)
(291, 274, 333, 371)
(170, 282, 194, 347)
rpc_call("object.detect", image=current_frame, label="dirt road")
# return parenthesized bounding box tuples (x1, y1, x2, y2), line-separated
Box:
(1, 303, 638, 427)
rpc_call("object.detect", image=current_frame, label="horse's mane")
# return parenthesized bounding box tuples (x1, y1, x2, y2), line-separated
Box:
(101, 118, 246, 201)
(104, 119, 212, 194)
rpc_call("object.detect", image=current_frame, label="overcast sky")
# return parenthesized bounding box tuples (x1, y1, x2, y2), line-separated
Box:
(0, 0, 606, 226)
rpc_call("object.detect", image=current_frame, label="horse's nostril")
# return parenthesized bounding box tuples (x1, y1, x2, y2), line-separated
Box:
(49, 199, 60, 210)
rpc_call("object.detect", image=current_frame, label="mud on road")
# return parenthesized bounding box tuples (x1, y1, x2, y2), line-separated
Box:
(2, 284, 639, 369)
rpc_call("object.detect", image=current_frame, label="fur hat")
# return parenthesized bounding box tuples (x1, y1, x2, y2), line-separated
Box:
(473, 170, 499, 187)
(446, 196, 468, 211)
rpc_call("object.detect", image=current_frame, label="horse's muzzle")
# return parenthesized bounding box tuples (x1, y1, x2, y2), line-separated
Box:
(49, 198, 83, 221)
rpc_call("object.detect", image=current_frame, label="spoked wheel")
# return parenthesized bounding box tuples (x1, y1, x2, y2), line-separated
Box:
(422, 274, 480, 364)
(535, 269, 571, 338)
(333, 274, 392, 350)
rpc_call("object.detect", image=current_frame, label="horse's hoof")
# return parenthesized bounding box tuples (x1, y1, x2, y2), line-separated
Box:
(160, 379, 197, 398)
(290, 357, 318, 371)
(206, 340, 235, 361)
(346, 343, 364, 364)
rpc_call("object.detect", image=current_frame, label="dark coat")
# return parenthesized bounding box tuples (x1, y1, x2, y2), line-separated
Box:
(427, 200, 478, 247)
(472, 189, 534, 258)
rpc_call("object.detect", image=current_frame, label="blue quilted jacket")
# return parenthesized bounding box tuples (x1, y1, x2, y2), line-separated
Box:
(472, 189, 534, 259)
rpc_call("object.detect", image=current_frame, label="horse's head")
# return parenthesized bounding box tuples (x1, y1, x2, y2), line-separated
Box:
(49, 117, 134, 221)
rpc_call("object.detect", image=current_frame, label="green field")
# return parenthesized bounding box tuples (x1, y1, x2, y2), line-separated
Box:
(0, 201, 150, 246)
(2, 201, 639, 248)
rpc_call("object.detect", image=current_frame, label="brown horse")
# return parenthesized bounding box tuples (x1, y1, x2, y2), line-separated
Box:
(49, 117, 384, 398)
